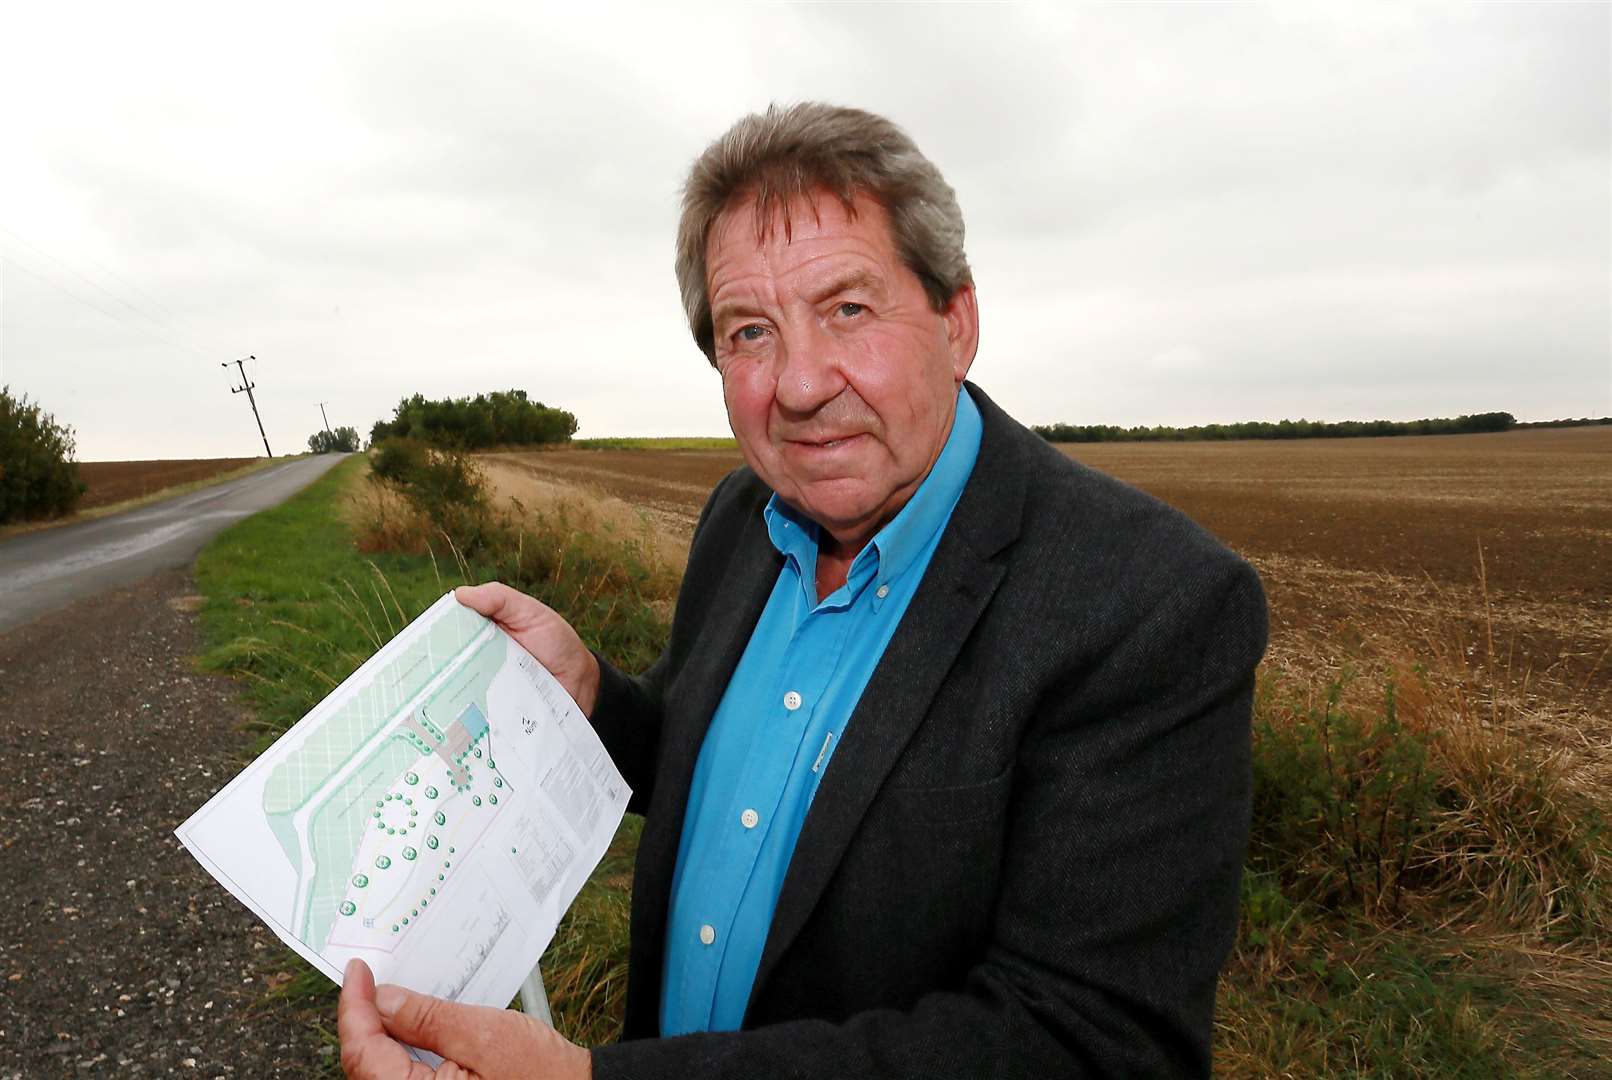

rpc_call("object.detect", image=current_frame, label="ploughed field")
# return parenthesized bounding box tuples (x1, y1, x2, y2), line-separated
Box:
(76, 457, 260, 510)
(487, 425, 1611, 782)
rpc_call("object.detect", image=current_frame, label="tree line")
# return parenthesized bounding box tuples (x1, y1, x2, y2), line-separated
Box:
(1515, 416, 1612, 429)
(369, 389, 578, 449)
(1031, 411, 1519, 444)
(308, 427, 361, 454)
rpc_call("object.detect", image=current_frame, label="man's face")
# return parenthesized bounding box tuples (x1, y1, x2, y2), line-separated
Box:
(706, 191, 978, 552)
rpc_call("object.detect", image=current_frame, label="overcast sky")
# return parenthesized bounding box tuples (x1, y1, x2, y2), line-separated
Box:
(0, 1, 1606, 460)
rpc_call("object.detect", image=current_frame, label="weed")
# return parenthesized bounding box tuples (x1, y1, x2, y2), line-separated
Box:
(1251, 661, 1609, 937)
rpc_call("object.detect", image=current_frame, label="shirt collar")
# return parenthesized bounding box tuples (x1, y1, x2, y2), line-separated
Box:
(762, 386, 983, 594)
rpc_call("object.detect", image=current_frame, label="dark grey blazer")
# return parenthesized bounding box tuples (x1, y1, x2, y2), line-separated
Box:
(588, 383, 1267, 1078)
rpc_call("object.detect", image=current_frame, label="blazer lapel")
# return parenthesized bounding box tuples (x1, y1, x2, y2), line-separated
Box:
(749, 382, 1027, 1005)
(632, 501, 782, 966)
(656, 517, 781, 820)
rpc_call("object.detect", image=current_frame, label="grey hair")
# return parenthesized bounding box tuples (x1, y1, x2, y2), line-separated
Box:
(675, 102, 972, 365)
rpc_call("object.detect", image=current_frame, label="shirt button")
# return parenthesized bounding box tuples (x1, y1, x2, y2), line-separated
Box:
(699, 924, 716, 946)
(740, 808, 759, 829)
(875, 584, 890, 599)
(783, 691, 802, 711)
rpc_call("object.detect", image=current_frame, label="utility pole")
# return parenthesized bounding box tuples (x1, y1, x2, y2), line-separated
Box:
(223, 355, 273, 458)
(316, 401, 332, 434)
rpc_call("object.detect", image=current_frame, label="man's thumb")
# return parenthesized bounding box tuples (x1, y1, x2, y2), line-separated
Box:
(372, 982, 464, 1052)
(374, 984, 407, 1019)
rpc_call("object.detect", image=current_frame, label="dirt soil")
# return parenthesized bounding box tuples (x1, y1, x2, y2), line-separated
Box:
(77, 460, 260, 511)
(0, 570, 330, 1078)
(490, 426, 1612, 784)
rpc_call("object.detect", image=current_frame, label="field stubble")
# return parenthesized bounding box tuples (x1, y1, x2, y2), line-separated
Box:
(469, 429, 1612, 1073)
(488, 427, 1611, 786)
(77, 456, 263, 509)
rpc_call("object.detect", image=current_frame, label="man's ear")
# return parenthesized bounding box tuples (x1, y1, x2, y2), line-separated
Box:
(943, 284, 980, 382)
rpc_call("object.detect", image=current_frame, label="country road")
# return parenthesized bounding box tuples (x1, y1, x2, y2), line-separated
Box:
(0, 455, 351, 1076)
(0, 454, 348, 634)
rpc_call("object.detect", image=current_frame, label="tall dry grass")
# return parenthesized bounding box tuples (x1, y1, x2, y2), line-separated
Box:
(1219, 554, 1612, 1077)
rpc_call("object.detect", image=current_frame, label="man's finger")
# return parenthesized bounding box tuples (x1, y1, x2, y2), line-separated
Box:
(375, 981, 505, 1067)
(337, 959, 385, 1048)
(455, 581, 545, 626)
(338, 959, 425, 1079)
(454, 581, 513, 616)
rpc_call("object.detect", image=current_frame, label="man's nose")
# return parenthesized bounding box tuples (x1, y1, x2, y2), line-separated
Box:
(772, 322, 846, 415)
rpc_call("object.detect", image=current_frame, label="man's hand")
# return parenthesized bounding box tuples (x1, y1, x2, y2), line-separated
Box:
(338, 958, 591, 1079)
(455, 582, 601, 717)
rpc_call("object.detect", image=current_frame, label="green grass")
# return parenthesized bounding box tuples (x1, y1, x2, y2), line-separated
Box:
(194, 457, 457, 744)
(572, 436, 737, 451)
(538, 814, 639, 1043)
(1218, 666, 1612, 1077)
(191, 453, 658, 1052)
(1220, 925, 1524, 1078)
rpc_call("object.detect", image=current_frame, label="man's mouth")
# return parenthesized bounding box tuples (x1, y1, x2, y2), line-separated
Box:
(791, 434, 863, 449)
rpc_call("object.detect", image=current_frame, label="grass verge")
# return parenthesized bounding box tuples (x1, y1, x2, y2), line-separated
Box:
(191, 451, 668, 1056)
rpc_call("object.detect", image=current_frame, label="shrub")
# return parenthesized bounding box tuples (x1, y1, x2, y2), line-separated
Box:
(0, 386, 86, 523)
(365, 438, 494, 555)
(1250, 667, 1608, 933)
(369, 436, 430, 484)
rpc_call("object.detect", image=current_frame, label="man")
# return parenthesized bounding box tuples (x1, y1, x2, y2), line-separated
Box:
(339, 103, 1266, 1078)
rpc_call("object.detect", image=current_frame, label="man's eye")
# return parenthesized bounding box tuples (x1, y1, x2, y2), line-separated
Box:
(736, 325, 768, 343)
(837, 302, 864, 318)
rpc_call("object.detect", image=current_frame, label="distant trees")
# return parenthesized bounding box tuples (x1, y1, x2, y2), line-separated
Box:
(0, 386, 86, 523)
(1032, 412, 1518, 444)
(368, 390, 578, 450)
(308, 426, 361, 454)
(1516, 417, 1612, 430)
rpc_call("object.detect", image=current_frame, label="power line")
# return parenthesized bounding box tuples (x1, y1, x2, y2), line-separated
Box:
(0, 224, 214, 362)
(0, 252, 183, 349)
(69, 244, 221, 355)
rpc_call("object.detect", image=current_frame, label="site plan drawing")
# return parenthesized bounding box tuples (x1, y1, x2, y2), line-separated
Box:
(177, 591, 630, 1012)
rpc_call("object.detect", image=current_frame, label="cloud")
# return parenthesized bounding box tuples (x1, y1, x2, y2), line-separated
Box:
(0, 1, 1605, 460)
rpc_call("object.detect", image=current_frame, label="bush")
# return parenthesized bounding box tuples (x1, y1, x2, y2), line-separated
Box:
(365, 438, 493, 553)
(307, 426, 360, 454)
(369, 436, 430, 484)
(1249, 668, 1608, 932)
(370, 389, 578, 450)
(0, 386, 86, 523)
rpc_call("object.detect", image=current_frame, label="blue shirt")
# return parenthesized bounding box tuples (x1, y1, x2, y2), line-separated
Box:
(659, 388, 983, 1035)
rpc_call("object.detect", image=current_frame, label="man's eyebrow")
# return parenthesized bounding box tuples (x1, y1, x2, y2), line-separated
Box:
(808, 269, 879, 302)
(710, 297, 765, 328)
(711, 271, 879, 327)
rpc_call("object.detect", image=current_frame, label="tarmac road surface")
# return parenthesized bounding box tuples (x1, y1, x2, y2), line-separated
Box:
(0, 568, 334, 1077)
(0, 454, 348, 635)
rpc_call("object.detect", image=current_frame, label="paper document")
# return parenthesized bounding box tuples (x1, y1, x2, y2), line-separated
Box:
(176, 591, 630, 1013)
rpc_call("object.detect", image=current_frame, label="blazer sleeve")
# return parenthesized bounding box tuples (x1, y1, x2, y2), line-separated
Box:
(590, 553, 1268, 1079)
